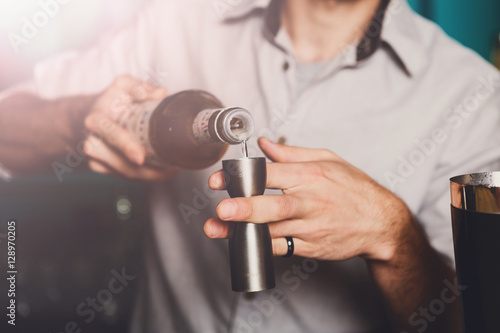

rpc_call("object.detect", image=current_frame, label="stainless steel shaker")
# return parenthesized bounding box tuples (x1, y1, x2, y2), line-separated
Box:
(450, 171, 500, 333)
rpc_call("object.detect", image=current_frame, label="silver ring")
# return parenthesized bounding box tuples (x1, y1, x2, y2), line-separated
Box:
(283, 237, 294, 258)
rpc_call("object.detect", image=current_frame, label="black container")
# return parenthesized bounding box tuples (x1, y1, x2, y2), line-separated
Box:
(450, 172, 500, 333)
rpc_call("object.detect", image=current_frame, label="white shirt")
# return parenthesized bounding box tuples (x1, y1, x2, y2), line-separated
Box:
(2, 0, 500, 332)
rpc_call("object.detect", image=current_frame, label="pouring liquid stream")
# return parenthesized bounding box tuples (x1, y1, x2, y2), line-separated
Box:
(229, 117, 250, 159)
(241, 140, 249, 159)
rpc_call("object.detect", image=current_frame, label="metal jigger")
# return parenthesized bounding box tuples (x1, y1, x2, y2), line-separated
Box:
(222, 157, 275, 292)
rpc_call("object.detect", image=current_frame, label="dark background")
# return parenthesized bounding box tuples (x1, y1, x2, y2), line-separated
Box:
(0, 1, 499, 332)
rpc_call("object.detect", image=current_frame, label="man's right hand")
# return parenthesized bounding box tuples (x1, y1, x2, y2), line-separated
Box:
(83, 75, 180, 181)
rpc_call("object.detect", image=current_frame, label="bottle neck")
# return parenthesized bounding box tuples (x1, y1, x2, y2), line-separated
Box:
(192, 108, 222, 144)
(193, 107, 254, 145)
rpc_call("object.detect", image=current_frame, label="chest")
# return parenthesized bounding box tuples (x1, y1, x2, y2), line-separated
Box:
(155, 24, 452, 211)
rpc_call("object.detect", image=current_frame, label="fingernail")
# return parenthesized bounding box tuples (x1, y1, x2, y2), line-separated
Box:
(210, 173, 224, 189)
(219, 201, 236, 220)
(210, 221, 223, 237)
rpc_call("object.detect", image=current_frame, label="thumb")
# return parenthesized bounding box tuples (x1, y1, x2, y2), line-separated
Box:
(258, 137, 340, 163)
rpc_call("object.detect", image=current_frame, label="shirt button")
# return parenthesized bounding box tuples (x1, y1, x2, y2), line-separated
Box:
(282, 61, 289, 71)
(278, 136, 287, 145)
(243, 292, 256, 301)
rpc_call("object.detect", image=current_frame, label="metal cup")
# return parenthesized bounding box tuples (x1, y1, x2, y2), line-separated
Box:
(222, 157, 275, 292)
(450, 171, 500, 332)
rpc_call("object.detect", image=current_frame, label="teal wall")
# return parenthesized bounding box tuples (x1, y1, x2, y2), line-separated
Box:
(408, 0, 500, 62)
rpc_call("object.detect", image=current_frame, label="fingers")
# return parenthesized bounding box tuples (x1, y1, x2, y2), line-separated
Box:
(92, 75, 167, 120)
(272, 237, 309, 257)
(203, 218, 306, 257)
(203, 218, 231, 238)
(209, 162, 326, 191)
(265, 163, 313, 189)
(208, 139, 341, 191)
(80, 75, 173, 181)
(208, 170, 226, 190)
(204, 218, 305, 239)
(258, 137, 340, 163)
(273, 237, 294, 257)
(216, 195, 311, 223)
(267, 219, 306, 239)
(88, 159, 113, 174)
(83, 75, 169, 178)
(84, 136, 179, 181)
(85, 115, 146, 165)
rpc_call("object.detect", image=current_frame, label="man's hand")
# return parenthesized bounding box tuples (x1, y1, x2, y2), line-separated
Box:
(83, 75, 179, 181)
(204, 137, 412, 262)
(205, 137, 461, 332)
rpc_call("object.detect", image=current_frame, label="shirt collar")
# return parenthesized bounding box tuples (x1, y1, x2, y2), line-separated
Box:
(218, 0, 426, 76)
(380, 0, 427, 76)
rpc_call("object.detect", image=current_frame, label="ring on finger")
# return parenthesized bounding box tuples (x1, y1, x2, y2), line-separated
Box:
(282, 236, 294, 258)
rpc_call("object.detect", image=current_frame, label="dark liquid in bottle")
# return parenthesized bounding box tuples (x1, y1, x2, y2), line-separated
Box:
(451, 205, 500, 333)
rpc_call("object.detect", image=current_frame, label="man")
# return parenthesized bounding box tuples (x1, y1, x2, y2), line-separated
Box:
(1, 0, 499, 332)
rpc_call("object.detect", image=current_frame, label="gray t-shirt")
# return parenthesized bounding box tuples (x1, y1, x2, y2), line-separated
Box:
(296, 61, 332, 96)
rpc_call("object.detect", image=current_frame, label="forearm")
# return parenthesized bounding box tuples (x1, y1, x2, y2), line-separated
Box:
(368, 216, 462, 333)
(0, 93, 97, 175)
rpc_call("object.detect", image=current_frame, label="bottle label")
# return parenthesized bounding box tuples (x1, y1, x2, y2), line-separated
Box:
(192, 109, 219, 144)
(117, 99, 165, 166)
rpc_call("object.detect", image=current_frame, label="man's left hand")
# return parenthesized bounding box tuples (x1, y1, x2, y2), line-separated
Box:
(204, 137, 413, 263)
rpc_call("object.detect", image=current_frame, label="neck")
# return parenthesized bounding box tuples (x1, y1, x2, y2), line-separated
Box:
(281, 0, 382, 63)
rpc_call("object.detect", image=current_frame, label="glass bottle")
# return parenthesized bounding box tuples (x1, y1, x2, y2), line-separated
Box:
(118, 90, 254, 169)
